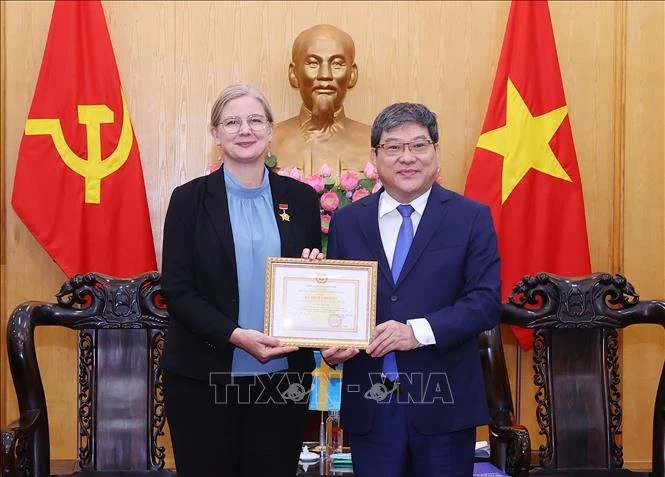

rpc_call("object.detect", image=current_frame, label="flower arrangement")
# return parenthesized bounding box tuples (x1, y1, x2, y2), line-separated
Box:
(275, 161, 382, 253)
(207, 154, 381, 252)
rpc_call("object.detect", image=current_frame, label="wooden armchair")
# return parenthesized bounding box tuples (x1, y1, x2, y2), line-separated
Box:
(1, 272, 175, 477)
(479, 325, 531, 476)
(502, 272, 665, 476)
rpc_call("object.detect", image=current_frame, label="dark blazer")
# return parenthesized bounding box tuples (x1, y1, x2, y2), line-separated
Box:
(327, 184, 501, 435)
(161, 166, 320, 382)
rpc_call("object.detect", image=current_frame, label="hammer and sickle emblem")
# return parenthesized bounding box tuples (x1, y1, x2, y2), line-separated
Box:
(24, 92, 134, 204)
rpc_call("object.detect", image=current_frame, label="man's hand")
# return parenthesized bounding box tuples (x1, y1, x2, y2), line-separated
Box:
(301, 248, 324, 260)
(321, 346, 359, 366)
(366, 321, 420, 358)
(229, 328, 298, 362)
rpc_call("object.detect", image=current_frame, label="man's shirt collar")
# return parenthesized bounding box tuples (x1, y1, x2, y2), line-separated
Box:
(378, 188, 431, 218)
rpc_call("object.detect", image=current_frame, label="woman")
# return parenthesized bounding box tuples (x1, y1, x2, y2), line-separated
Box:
(161, 83, 322, 476)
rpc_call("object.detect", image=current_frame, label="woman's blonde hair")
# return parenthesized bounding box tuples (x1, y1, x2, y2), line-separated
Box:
(210, 83, 274, 128)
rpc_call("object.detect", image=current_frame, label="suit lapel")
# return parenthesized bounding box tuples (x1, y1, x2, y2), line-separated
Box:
(358, 193, 393, 287)
(204, 166, 237, 276)
(269, 171, 292, 257)
(396, 185, 451, 287)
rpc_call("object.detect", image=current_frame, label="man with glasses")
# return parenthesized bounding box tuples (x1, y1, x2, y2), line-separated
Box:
(323, 103, 501, 477)
(271, 24, 370, 177)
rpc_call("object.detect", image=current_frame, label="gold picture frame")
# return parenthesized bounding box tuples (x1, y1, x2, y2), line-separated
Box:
(264, 257, 378, 348)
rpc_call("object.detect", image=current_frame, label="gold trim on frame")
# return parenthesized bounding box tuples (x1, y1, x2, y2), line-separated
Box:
(264, 257, 377, 348)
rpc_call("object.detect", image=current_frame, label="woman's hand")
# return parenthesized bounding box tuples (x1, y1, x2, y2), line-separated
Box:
(301, 248, 324, 260)
(229, 328, 298, 362)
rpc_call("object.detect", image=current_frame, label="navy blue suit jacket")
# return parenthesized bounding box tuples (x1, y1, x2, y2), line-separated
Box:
(327, 184, 501, 435)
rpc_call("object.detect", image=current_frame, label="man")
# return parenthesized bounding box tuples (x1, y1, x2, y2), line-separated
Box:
(271, 24, 370, 177)
(323, 103, 501, 477)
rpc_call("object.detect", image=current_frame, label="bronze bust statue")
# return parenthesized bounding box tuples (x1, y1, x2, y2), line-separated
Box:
(272, 24, 371, 177)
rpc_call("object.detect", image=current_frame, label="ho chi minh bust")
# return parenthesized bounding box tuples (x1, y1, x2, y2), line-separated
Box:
(271, 24, 371, 177)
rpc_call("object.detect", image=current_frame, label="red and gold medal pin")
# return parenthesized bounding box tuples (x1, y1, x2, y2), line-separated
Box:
(278, 203, 290, 222)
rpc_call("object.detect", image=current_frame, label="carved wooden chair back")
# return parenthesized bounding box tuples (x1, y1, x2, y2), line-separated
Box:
(502, 272, 665, 475)
(478, 325, 531, 476)
(2, 272, 174, 477)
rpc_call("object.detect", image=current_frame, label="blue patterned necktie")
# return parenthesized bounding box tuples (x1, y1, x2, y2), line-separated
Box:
(383, 204, 415, 381)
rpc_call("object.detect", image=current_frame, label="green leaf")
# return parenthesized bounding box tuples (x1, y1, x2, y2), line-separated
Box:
(337, 192, 350, 209)
(321, 234, 328, 256)
(358, 178, 375, 190)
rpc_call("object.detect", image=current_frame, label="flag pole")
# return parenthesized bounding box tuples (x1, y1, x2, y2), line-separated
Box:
(515, 345, 522, 422)
(319, 410, 326, 452)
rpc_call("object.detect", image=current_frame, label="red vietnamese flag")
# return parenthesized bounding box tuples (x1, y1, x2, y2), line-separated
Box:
(12, 0, 156, 277)
(464, 0, 591, 349)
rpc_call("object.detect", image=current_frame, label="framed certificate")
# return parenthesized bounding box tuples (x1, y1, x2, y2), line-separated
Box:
(264, 257, 377, 348)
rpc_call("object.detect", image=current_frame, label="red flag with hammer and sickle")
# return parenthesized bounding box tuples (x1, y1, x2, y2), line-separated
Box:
(12, 0, 156, 277)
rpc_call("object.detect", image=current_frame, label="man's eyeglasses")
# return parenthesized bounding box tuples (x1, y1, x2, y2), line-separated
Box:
(220, 114, 270, 134)
(375, 140, 435, 156)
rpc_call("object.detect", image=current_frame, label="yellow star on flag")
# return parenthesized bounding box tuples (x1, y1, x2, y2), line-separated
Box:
(476, 78, 572, 203)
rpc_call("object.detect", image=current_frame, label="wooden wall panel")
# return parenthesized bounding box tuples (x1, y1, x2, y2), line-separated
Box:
(1, 0, 663, 471)
(622, 0, 665, 467)
(104, 1, 177, 261)
(1, 0, 6, 431)
(3, 0, 75, 459)
(550, 2, 617, 271)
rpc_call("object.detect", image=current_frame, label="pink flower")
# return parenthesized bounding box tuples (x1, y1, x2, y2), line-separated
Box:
(319, 164, 332, 178)
(278, 166, 303, 180)
(352, 188, 370, 202)
(339, 171, 360, 191)
(320, 214, 331, 234)
(372, 180, 383, 193)
(277, 167, 292, 177)
(320, 192, 340, 212)
(303, 174, 325, 193)
(363, 161, 379, 180)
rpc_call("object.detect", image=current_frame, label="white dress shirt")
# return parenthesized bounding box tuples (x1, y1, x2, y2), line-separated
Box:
(378, 189, 436, 346)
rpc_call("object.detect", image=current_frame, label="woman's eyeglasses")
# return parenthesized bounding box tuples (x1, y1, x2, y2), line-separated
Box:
(220, 114, 270, 134)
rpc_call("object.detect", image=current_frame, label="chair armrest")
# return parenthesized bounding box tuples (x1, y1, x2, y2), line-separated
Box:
(654, 358, 665, 477)
(1, 410, 41, 477)
(489, 423, 531, 477)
